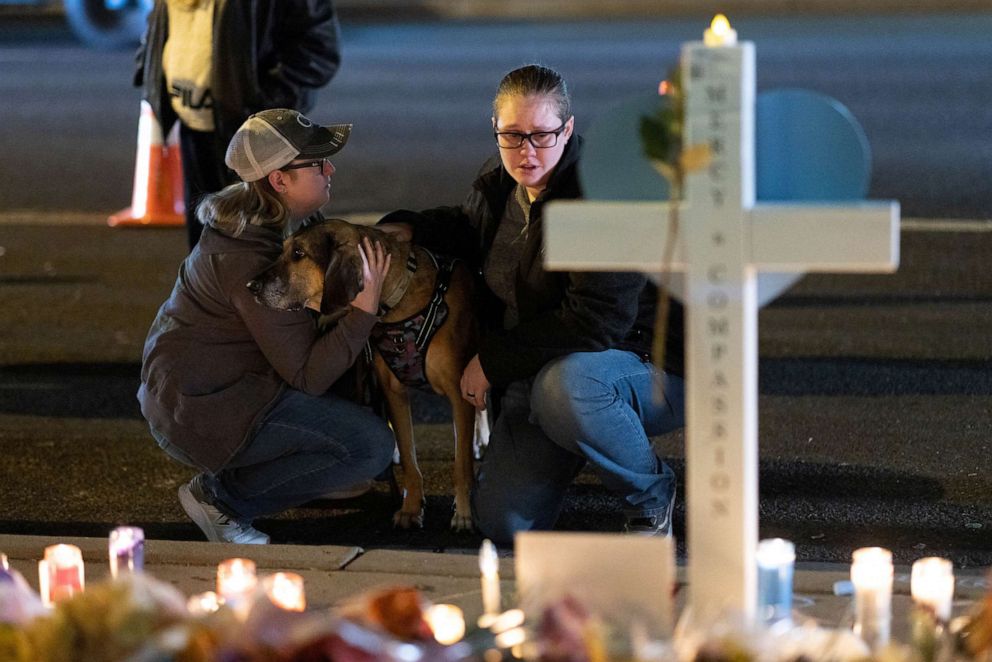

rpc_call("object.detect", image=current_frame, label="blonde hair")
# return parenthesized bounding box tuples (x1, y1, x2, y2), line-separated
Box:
(197, 179, 291, 237)
(493, 64, 572, 124)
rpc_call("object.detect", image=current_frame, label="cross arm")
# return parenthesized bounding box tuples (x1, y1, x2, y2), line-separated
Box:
(544, 200, 900, 274)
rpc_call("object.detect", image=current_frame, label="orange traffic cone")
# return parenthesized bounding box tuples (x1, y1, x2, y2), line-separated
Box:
(108, 100, 185, 227)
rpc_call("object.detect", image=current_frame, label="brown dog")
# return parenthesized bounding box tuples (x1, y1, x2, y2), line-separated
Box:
(249, 218, 478, 531)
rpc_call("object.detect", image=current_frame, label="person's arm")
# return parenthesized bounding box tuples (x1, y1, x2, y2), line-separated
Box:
(268, 0, 341, 99)
(230, 239, 389, 395)
(478, 270, 648, 388)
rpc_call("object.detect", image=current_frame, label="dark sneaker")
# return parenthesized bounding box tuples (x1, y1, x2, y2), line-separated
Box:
(623, 495, 675, 537)
(178, 477, 269, 545)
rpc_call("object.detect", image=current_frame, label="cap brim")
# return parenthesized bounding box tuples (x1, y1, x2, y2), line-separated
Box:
(297, 123, 352, 158)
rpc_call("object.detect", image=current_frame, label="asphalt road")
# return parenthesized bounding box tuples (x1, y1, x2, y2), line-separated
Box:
(1, 13, 990, 219)
(1, 14, 991, 565)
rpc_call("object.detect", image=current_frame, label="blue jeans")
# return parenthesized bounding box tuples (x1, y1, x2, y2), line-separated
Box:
(158, 389, 395, 521)
(472, 350, 685, 544)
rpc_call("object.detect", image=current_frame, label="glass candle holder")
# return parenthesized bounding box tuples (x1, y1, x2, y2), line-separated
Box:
(40, 544, 85, 606)
(263, 572, 306, 612)
(109, 526, 145, 578)
(757, 538, 795, 625)
(911, 557, 954, 622)
(217, 558, 257, 611)
(851, 546, 893, 650)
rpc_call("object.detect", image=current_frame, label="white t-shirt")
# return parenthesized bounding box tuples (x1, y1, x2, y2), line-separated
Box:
(163, 0, 215, 131)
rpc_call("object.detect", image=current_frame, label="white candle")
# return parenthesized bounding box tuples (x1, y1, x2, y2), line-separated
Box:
(851, 547, 893, 650)
(424, 604, 466, 645)
(263, 572, 306, 612)
(756, 538, 795, 624)
(479, 539, 501, 622)
(109, 526, 145, 578)
(41, 544, 85, 606)
(217, 558, 257, 612)
(911, 557, 954, 622)
(703, 13, 738, 47)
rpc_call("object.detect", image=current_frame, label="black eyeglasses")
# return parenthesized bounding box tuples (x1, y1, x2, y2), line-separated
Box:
(494, 122, 567, 149)
(281, 158, 328, 173)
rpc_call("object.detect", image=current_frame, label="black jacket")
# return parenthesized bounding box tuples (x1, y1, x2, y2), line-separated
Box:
(135, 0, 341, 146)
(383, 137, 685, 389)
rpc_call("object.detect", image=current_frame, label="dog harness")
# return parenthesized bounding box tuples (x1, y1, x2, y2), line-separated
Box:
(369, 250, 458, 392)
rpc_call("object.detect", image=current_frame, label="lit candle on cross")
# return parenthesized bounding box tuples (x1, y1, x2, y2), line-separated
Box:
(703, 13, 737, 47)
(478, 539, 501, 625)
(109, 526, 145, 578)
(851, 547, 893, 650)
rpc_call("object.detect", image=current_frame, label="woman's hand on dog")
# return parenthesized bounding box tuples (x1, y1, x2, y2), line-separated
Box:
(461, 354, 491, 410)
(351, 238, 392, 315)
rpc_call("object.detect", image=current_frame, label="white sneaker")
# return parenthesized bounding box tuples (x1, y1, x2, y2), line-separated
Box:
(178, 479, 269, 544)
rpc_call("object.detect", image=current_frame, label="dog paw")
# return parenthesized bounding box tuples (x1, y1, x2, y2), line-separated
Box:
(393, 508, 425, 529)
(449, 511, 474, 532)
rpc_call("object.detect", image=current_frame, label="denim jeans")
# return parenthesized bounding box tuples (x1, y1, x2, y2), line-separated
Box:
(157, 388, 395, 521)
(471, 350, 686, 544)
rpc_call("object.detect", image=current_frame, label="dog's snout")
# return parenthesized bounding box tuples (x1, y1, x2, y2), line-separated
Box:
(246, 279, 262, 294)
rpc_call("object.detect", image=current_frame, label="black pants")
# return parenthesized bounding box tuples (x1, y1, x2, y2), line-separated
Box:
(178, 125, 236, 249)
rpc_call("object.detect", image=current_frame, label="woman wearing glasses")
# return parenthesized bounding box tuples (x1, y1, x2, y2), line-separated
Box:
(381, 64, 686, 543)
(139, 109, 395, 545)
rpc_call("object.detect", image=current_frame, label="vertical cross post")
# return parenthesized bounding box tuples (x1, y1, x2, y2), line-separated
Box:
(682, 36, 758, 622)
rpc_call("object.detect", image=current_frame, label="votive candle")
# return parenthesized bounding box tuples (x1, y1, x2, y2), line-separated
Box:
(187, 591, 221, 615)
(217, 558, 257, 611)
(425, 603, 466, 645)
(41, 544, 85, 606)
(109, 526, 145, 578)
(757, 538, 795, 625)
(263, 572, 306, 612)
(851, 546, 893, 650)
(911, 557, 954, 622)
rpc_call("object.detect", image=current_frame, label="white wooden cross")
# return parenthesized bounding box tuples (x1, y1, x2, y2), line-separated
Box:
(543, 20, 900, 624)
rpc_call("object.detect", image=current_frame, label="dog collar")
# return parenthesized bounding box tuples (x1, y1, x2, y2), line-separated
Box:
(378, 251, 418, 315)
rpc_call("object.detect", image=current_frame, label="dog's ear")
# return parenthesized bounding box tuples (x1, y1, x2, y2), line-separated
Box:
(320, 245, 364, 315)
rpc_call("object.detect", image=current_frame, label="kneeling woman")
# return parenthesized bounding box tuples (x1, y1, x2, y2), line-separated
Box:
(139, 109, 395, 544)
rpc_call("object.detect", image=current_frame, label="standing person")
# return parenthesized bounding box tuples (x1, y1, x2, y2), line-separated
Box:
(139, 109, 395, 544)
(380, 64, 686, 544)
(134, 0, 341, 249)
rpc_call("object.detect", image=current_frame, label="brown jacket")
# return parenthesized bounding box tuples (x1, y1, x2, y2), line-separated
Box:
(137, 222, 376, 473)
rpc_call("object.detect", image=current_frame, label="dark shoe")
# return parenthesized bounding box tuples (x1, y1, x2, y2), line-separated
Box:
(623, 495, 675, 537)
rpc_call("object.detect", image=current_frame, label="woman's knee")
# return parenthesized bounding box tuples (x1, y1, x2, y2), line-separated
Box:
(530, 353, 608, 432)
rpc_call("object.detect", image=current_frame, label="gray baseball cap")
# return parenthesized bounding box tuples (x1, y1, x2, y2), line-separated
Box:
(225, 109, 352, 182)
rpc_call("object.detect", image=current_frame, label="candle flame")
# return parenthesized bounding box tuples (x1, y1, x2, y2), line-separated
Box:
(479, 539, 499, 577)
(710, 13, 732, 35)
(266, 572, 306, 611)
(425, 604, 466, 645)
